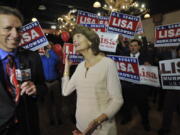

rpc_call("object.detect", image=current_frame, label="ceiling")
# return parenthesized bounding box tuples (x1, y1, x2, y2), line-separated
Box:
(0, 0, 179, 29)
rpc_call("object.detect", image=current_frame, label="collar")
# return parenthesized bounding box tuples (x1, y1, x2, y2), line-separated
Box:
(0, 48, 17, 60)
(130, 52, 140, 58)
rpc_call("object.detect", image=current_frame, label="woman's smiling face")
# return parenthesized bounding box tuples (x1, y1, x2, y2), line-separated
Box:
(73, 33, 92, 53)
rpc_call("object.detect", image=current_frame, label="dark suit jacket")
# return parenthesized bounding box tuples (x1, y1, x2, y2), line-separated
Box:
(0, 47, 47, 135)
(121, 50, 152, 99)
(126, 51, 152, 65)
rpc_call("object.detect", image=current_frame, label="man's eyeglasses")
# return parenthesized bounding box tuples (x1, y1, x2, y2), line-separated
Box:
(0, 26, 22, 33)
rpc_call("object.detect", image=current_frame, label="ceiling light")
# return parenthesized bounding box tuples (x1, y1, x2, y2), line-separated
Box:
(97, 12, 101, 16)
(104, 0, 148, 16)
(140, 8, 144, 12)
(135, 2, 139, 7)
(141, 4, 145, 8)
(71, 9, 77, 13)
(144, 13, 150, 18)
(57, 17, 63, 21)
(93, 1, 101, 8)
(51, 25, 57, 29)
(103, 4, 107, 8)
(32, 18, 38, 22)
(38, 5, 47, 10)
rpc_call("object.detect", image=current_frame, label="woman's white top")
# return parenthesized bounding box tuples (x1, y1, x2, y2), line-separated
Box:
(62, 57, 123, 133)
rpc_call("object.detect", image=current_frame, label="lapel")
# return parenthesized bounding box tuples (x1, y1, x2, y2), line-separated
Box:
(137, 52, 146, 65)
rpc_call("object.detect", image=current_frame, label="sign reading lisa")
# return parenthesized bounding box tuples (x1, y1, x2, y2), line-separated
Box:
(63, 43, 83, 65)
(159, 59, 180, 90)
(19, 21, 49, 51)
(160, 59, 180, 74)
(108, 12, 140, 39)
(76, 10, 98, 24)
(155, 23, 180, 47)
(97, 32, 118, 52)
(108, 55, 140, 83)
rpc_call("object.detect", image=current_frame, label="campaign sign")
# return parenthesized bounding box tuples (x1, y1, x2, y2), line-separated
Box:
(98, 16, 109, 27)
(97, 32, 118, 52)
(68, 54, 84, 65)
(159, 58, 180, 90)
(139, 65, 160, 87)
(63, 43, 83, 65)
(76, 10, 99, 24)
(155, 23, 180, 47)
(82, 24, 106, 32)
(64, 43, 76, 55)
(135, 19, 144, 34)
(19, 21, 49, 51)
(108, 55, 140, 83)
(108, 12, 140, 39)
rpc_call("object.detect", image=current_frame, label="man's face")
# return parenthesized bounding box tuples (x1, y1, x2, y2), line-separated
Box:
(129, 41, 140, 54)
(0, 14, 22, 52)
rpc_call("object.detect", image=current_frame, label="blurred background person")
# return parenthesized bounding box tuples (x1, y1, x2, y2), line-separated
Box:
(158, 45, 180, 135)
(39, 42, 63, 126)
(120, 39, 152, 131)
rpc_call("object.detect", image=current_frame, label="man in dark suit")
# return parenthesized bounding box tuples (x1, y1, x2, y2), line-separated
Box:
(120, 39, 152, 131)
(158, 45, 180, 135)
(0, 6, 47, 135)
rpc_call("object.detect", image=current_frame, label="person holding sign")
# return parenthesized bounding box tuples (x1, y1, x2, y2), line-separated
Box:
(158, 45, 180, 135)
(120, 39, 152, 131)
(62, 25, 123, 135)
(0, 6, 47, 135)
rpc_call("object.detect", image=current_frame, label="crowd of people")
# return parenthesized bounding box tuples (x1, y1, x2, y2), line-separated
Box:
(0, 5, 179, 135)
(116, 37, 180, 135)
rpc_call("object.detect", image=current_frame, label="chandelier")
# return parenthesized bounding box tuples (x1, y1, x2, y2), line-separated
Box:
(56, 0, 150, 33)
(57, 9, 77, 32)
(103, 0, 148, 16)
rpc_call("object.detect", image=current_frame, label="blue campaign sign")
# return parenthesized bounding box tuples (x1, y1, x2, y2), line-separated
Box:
(98, 16, 109, 26)
(108, 55, 140, 83)
(76, 10, 98, 24)
(108, 12, 140, 39)
(155, 23, 180, 47)
(135, 20, 144, 34)
(81, 24, 106, 32)
(19, 21, 49, 51)
(69, 54, 84, 65)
